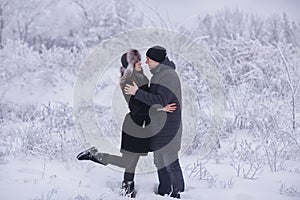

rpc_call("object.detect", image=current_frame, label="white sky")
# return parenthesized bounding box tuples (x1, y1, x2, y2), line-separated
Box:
(132, 0, 300, 26)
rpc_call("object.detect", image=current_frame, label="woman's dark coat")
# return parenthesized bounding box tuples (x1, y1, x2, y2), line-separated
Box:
(120, 69, 151, 154)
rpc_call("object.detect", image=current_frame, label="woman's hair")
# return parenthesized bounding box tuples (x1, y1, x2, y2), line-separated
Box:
(121, 53, 128, 68)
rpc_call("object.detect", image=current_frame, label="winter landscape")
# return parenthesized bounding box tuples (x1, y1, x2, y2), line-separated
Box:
(0, 0, 300, 199)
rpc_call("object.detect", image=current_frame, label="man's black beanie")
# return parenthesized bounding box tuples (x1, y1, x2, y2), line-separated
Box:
(146, 46, 166, 63)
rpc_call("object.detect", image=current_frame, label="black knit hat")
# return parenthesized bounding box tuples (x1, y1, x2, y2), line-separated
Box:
(121, 53, 128, 68)
(146, 46, 166, 63)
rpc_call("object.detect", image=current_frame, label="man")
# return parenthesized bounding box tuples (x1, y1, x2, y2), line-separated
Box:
(124, 46, 185, 199)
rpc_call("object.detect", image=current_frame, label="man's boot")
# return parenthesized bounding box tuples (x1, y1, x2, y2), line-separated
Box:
(157, 167, 172, 196)
(170, 190, 181, 199)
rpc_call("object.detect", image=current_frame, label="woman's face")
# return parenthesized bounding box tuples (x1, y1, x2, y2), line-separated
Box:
(134, 60, 142, 71)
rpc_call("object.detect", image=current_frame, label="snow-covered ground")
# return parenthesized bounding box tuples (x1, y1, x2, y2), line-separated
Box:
(1, 153, 299, 200)
(1, 1, 300, 200)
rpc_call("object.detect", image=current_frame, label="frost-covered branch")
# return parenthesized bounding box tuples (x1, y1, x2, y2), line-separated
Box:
(277, 44, 298, 130)
(277, 45, 294, 94)
(0, 0, 9, 47)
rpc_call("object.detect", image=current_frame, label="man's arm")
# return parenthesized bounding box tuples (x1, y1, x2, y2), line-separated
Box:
(124, 76, 175, 107)
(124, 69, 180, 107)
(134, 84, 174, 107)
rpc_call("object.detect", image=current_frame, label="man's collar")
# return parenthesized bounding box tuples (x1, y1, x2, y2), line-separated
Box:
(150, 64, 161, 74)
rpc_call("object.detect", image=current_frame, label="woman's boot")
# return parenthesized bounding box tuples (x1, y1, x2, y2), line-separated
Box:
(77, 147, 108, 165)
(121, 180, 136, 198)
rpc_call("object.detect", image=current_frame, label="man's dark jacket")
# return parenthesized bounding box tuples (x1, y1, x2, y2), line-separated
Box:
(134, 58, 182, 152)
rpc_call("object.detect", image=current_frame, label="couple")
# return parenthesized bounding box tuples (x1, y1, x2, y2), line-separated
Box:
(77, 46, 185, 199)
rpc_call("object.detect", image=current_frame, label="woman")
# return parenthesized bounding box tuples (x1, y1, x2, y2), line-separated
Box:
(77, 49, 176, 197)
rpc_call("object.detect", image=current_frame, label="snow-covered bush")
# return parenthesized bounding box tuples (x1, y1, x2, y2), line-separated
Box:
(0, 0, 145, 48)
(0, 40, 90, 104)
(227, 139, 264, 179)
(184, 159, 236, 189)
(31, 188, 58, 200)
(207, 175, 236, 189)
(0, 102, 82, 161)
(280, 183, 300, 198)
(185, 159, 212, 181)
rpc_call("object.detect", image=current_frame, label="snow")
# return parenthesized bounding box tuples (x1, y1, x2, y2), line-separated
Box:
(1, 1, 300, 200)
(0, 155, 299, 200)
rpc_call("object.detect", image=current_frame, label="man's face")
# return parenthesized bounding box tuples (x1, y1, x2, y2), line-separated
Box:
(145, 56, 159, 70)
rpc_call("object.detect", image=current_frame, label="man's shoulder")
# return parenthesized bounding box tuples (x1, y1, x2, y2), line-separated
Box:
(156, 68, 180, 87)
(159, 66, 177, 76)
(162, 68, 179, 80)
